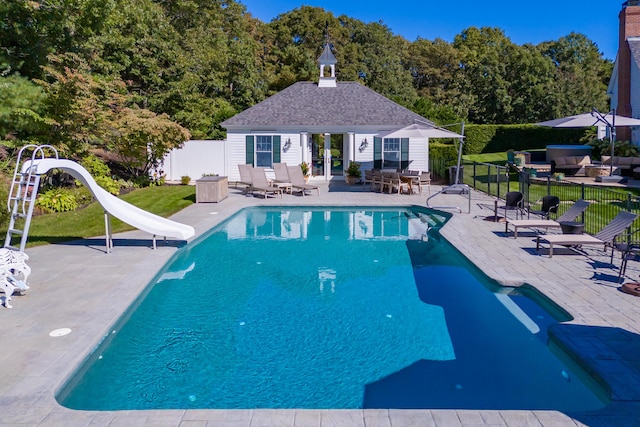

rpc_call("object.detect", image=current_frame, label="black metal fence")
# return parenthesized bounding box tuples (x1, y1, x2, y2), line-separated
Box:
(461, 160, 640, 236)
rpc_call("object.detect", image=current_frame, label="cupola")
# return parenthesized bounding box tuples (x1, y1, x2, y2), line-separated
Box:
(318, 43, 337, 88)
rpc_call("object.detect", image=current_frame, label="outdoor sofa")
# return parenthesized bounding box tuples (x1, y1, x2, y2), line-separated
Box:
(549, 155, 592, 176)
(601, 156, 640, 177)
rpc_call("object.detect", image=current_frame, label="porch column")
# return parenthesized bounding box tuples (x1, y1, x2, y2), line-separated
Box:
(324, 133, 331, 181)
(346, 132, 355, 166)
(300, 132, 309, 164)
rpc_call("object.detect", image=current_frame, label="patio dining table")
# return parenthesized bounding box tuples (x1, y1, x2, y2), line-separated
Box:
(400, 174, 419, 194)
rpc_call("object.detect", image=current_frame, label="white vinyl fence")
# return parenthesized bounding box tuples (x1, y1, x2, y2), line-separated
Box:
(161, 140, 227, 182)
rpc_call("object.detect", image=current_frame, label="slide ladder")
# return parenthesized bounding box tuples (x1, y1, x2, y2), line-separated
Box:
(4, 145, 58, 252)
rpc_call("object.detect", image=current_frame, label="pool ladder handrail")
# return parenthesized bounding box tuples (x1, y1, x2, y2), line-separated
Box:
(5, 145, 59, 252)
(426, 184, 471, 214)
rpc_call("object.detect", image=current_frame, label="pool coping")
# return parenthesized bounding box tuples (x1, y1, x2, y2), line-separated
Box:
(2, 182, 640, 426)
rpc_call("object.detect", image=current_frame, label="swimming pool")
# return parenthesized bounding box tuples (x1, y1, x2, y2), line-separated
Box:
(58, 206, 608, 411)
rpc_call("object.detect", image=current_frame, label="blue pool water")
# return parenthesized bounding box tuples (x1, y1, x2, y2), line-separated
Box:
(58, 207, 608, 411)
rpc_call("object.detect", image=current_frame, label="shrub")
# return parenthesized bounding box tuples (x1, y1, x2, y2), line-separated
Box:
(180, 175, 191, 185)
(36, 188, 78, 213)
(80, 155, 121, 195)
(346, 161, 361, 178)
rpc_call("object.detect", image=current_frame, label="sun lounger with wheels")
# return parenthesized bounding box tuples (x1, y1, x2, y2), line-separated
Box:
(249, 167, 283, 198)
(506, 199, 591, 238)
(287, 165, 319, 196)
(536, 210, 638, 258)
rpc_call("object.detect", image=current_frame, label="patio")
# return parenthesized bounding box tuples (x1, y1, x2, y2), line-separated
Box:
(2, 182, 640, 426)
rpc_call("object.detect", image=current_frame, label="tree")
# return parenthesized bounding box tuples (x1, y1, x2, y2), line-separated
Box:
(453, 27, 518, 124)
(0, 74, 52, 146)
(406, 38, 467, 118)
(538, 33, 612, 118)
(36, 53, 190, 175)
(0, 0, 116, 79)
(351, 22, 417, 102)
(108, 107, 191, 178)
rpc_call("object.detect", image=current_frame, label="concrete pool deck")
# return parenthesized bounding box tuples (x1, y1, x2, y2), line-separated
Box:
(2, 182, 640, 426)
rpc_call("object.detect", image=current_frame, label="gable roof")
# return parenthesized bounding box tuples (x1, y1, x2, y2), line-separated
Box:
(221, 81, 432, 130)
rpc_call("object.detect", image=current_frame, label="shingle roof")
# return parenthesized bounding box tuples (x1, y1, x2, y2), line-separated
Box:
(221, 82, 432, 129)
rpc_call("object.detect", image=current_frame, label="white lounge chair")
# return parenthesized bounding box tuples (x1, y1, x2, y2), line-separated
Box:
(249, 167, 283, 199)
(287, 165, 319, 196)
(272, 163, 292, 194)
(536, 210, 638, 258)
(237, 164, 253, 194)
(0, 248, 30, 308)
(506, 199, 591, 238)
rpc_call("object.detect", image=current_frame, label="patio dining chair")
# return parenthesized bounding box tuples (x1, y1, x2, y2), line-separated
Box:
(498, 191, 524, 221)
(417, 171, 431, 196)
(528, 195, 560, 220)
(363, 169, 375, 190)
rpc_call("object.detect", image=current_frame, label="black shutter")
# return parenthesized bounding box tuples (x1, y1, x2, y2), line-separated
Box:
(245, 135, 254, 165)
(373, 137, 382, 169)
(273, 136, 281, 164)
(401, 138, 409, 170)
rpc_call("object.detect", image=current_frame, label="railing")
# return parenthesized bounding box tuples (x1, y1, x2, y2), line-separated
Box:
(460, 160, 640, 238)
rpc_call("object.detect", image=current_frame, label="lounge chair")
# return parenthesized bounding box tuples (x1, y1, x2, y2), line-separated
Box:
(249, 167, 283, 199)
(536, 210, 639, 258)
(506, 199, 591, 238)
(272, 163, 292, 194)
(287, 165, 319, 196)
(0, 248, 30, 308)
(237, 164, 253, 194)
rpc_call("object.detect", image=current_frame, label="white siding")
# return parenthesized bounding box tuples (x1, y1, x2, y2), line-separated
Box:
(408, 138, 429, 172)
(632, 56, 640, 145)
(162, 140, 226, 181)
(352, 134, 429, 172)
(225, 130, 432, 180)
(227, 133, 246, 182)
(352, 133, 377, 171)
(227, 132, 304, 181)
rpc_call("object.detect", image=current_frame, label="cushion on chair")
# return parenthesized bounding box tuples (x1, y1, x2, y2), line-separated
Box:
(576, 155, 591, 165)
(554, 156, 567, 166)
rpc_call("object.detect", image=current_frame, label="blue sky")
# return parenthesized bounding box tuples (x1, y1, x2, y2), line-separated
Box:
(239, 0, 624, 61)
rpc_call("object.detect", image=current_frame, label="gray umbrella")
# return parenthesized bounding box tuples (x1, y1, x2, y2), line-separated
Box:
(537, 109, 640, 175)
(378, 123, 464, 139)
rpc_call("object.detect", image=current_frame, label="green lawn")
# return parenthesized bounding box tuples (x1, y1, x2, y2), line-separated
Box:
(9, 185, 196, 247)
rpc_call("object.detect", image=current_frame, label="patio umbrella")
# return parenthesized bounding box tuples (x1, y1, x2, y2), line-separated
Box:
(536, 111, 640, 128)
(378, 123, 464, 139)
(537, 109, 640, 175)
(378, 123, 465, 183)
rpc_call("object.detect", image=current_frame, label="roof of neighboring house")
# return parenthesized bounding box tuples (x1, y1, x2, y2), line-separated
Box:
(221, 81, 432, 128)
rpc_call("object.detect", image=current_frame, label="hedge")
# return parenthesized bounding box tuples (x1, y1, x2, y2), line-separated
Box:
(462, 124, 588, 154)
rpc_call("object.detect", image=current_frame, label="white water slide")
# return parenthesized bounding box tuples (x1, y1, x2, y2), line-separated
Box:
(21, 158, 195, 251)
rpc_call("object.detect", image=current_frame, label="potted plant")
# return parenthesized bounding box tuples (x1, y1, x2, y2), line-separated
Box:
(553, 172, 565, 181)
(300, 162, 310, 182)
(345, 161, 361, 185)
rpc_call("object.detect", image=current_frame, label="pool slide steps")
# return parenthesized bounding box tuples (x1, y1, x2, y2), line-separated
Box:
(4, 145, 195, 254)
